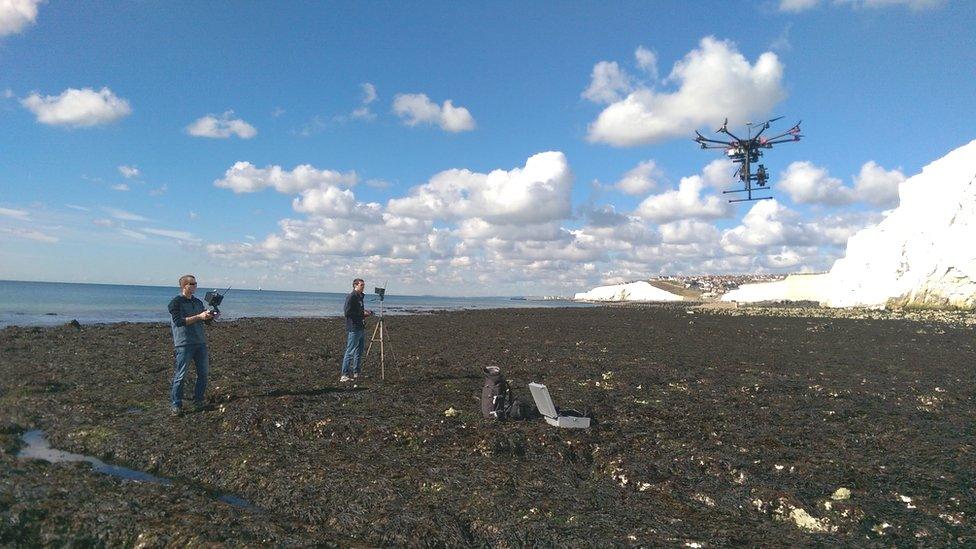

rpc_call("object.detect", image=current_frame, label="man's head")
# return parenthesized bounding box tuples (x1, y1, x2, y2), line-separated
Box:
(179, 274, 197, 297)
(353, 278, 365, 293)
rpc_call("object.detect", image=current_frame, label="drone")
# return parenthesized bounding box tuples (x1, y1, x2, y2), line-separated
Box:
(694, 116, 803, 203)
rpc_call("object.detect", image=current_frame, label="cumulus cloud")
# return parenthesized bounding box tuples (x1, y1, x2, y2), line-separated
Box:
(778, 161, 854, 205)
(721, 199, 805, 254)
(21, 87, 132, 127)
(635, 174, 733, 223)
(214, 162, 357, 194)
(586, 37, 786, 146)
(292, 186, 382, 222)
(387, 151, 572, 225)
(615, 160, 662, 195)
(110, 183, 130, 192)
(852, 161, 904, 207)
(659, 219, 721, 244)
(393, 93, 476, 132)
(581, 61, 633, 104)
(634, 46, 659, 80)
(0, 0, 41, 37)
(186, 111, 257, 139)
(777, 160, 904, 207)
(0, 207, 29, 219)
(118, 165, 140, 179)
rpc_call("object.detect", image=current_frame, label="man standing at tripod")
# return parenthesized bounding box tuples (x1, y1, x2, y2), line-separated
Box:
(340, 278, 372, 382)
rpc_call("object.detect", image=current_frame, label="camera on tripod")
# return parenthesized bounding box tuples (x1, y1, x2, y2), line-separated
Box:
(374, 286, 386, 301)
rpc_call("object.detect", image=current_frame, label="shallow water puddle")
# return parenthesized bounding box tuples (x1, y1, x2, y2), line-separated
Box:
(18, 430, 259, 511)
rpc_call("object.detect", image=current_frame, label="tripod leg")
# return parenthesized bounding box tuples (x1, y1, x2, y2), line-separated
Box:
(380, 320, 385, 380)
(365, 321, 381, 359)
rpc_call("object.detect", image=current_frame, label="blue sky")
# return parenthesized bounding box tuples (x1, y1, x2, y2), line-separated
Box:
(1, 0, 973, 295)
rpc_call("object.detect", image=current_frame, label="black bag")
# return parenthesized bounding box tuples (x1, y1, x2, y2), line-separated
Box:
(481, 366, 511, 419)
(481, 367, 540, 421)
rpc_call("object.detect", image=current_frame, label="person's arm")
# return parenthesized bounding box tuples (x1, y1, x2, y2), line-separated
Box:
(344, 293, 356, 319)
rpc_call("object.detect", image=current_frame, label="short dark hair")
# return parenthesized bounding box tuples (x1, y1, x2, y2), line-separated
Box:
(353, 278, 364, 286)
(179, 274, 196, 288)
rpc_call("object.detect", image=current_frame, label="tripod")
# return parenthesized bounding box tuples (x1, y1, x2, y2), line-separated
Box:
(364, 296, 394, 379)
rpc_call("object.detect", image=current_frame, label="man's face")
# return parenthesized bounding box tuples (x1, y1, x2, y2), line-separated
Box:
(354, 280, 365, 293)
(183, 279, 198, 296)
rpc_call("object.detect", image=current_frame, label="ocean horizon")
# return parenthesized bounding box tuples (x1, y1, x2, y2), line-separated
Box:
(0, 280, 591, 327)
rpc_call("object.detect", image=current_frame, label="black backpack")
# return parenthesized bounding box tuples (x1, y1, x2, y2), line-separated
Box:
(481, 367, 539, 421)
(481, 366, 511, 419)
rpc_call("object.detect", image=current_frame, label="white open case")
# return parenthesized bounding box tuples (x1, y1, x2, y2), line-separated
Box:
(528, 382, 591, 429)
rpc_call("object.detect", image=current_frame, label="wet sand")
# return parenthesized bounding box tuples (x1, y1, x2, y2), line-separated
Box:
(1, 306, 974, 545)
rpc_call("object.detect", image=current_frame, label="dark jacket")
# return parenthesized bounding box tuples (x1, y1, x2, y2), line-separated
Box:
(168, 295, 207, 347)
(344, 290, 366, 331)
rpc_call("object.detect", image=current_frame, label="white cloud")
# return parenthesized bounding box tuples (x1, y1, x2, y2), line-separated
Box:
(21, 87, 132, 127)
(634, 46, 659, 80)
(110, 183, 130, 192)
(635, 174, 733, 223)
(587, 37, 786, 146)
(615, 160, 662, 195)
(582, 61, 633, 104)
(778, 161, 854, 205)
(292, 186, 383, 221)
(118, 165, 140, 179)
(351, 82, 378, 120)
(853, 161, 904, 207)
(149, 184, 168, 197)
(393, 93, 476, 132)
(0, 207, 29, 219)
(0, 0, 41, 37)
(214, 162, 357, 194)
(186, 111, 257, 139)
(701, 158, 736, 189)
(388, 151, 572, 225)
(835, 0, 945, 10)
(781, 0, 945, 11)
(103, 207, 149, 222)
(659, 219, 721, 244)
(1, 227, 57, 243)
(777, 160, 904, 207)
(142, 228, 200, 242)
(779, 0, 821, 11)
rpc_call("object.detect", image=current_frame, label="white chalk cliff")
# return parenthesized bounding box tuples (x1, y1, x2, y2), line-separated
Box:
(724, 139, 976, 309)
(575, 281, 684, 302)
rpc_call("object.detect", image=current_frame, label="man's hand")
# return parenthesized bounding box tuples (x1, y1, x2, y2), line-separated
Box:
(365, 309, 374, 317)
(199, 310, 215, 322)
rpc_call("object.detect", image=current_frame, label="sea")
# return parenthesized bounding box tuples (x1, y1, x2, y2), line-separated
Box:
(0, 280, 593, 328)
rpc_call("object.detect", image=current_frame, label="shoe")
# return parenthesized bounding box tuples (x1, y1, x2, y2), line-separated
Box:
(170, 406, 182, 417)
(193, 401, 207, 412)
(339, 375, 351, 383)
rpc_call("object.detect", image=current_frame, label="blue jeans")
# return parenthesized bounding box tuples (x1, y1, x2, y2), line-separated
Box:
(341, 330, 365, 376)
(171, 344, 209, 408)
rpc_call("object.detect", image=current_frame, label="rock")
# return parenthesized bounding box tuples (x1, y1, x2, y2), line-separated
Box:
(831, 487, 851, 501)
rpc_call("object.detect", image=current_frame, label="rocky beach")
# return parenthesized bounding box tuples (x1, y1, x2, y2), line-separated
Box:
(2, 305, 974, 546)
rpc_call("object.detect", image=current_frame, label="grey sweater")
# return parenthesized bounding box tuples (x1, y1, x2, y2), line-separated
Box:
(168, 295, 207, 347)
